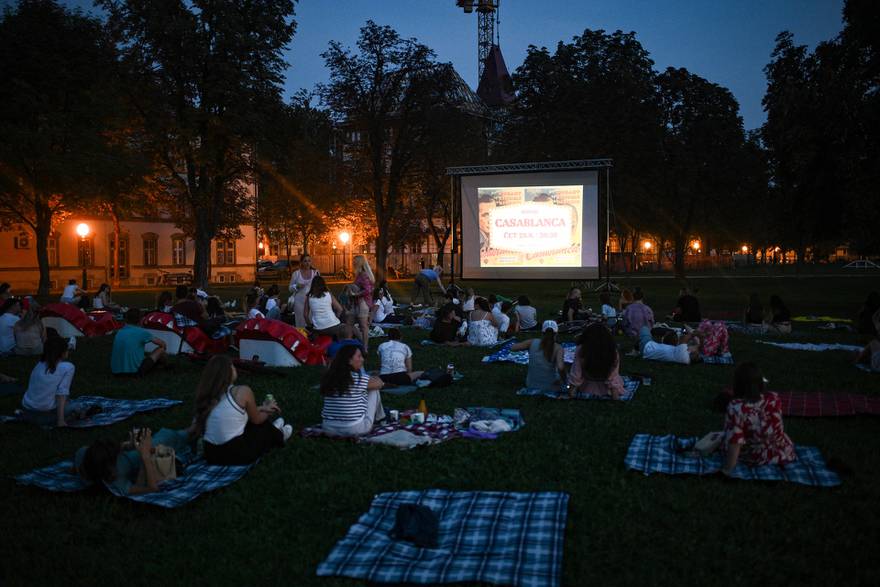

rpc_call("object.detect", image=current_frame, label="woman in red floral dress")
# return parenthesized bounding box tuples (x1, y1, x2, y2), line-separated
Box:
(722, 362, 796, 474)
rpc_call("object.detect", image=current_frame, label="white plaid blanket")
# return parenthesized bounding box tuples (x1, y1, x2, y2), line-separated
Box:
(0, 396, 181, 427)
(15, 457, 253, 508)
(317, 489, 569, 587)
(624, 434, 841, 487)
(517, 376, 641, 401)
(482, 341, 577, 364)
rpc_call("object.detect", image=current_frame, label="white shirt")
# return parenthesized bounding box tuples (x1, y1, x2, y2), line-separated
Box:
(515, 305, 538, 329)
(462, 297, 475, 312)
(266, 298, 279, 312)
(601, 304, 617, 318)
(93, 296, 104, 309)
(378, 340, 412, 375)
(308, 293, 340, 330)
(248, 308, 265, 319)
(204, 387, 247, 445)
(492, 307, 510, 334)
(374, 294, 395, 323)
(22, 361, 76, 411)
(0, 312, 20, 353)
(642, 341, 691, 364)
(61, 284, 78, 300)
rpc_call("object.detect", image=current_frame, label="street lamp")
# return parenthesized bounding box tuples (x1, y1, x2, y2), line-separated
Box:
(339, 231, 351, 272)
(642, 241, 652, 251)
(76, 222, 90, 289)
(691, 240, 701, 252)
(741, 245, 749, 254)
(332, 243, 337, 273)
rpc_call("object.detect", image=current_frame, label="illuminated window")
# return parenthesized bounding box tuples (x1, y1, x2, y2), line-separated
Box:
(47, 235, 59, 267)
(216, 239, 236, 266)
(143, 235, 158, 267)
(109, 235, 130, 279)
(171, 236, 186, 266)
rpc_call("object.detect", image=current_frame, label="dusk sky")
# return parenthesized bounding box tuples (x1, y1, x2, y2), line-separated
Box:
(48, 0, 847, 131)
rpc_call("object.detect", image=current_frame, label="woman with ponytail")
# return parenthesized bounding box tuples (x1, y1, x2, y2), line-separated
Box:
(510, 320, 565, 392)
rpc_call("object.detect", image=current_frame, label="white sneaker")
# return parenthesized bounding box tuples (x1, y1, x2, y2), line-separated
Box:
(282, 424, 293, 442)
(272, 418, 285, 431)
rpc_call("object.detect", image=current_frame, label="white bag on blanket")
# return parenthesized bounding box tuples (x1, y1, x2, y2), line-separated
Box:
(363, 430, 433, 450)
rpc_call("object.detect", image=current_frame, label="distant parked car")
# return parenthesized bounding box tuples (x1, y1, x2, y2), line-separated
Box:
(257, 260, 274, 271)
(257, 259, 298, 279)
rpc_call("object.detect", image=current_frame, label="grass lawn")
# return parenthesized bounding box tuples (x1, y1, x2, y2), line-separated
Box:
(1, 275, 879, 585)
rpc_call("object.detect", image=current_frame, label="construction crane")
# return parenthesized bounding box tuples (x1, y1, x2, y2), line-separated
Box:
(455, 0, 500, 79)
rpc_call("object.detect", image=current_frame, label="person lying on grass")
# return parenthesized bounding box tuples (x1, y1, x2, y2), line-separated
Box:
(430, 304, 469, 346)
(378, 328, 423, 385)
(111, 308, 167, 377)
(75, 426, 193, 495)
(194, 355, 291, 465)
(320, 345, 386, 437)
(567, 323, 625, 399)
(20, 337, 96, 427)
(637, 325, 702, 364)
(716, 362, 796, 475)
(511, 320, 565, 393)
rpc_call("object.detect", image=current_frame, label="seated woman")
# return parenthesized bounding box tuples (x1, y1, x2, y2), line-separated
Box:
(561, 288, 586, 323)
(515, 295, 539, 331)
(246, 293, 266, 320)
(461, 288, 476, 313)
(93, 283, 123, 314)
(194, 355, 291, 465)
(264, 284, 284, 320)
(492, 301, 517, 336)
(568, 323, 625, 399)
(377, 328, 423, 385)
(75, 426, 193, 495)
(599, 292, 617, 329)
(720, 362, 796, 474)
(764, 295, 792, 334)
(156, 290, 174, 314)
(467, 297, 500, 347)
(510, 320, 564, 392)
(671, 287, 701, 323)
(59, 279, 88, 309)
(305, 275, 345, 339)
(430, 303, 467, 345)
(618, 288, 634, 312)
(373, 281, 405, 324)
(20, 337, 86, 426)
(320, 345, 386, 437)
(14, 307, 46, 356)
(205, 296, 227, 320)
(743, 293, 763, 325)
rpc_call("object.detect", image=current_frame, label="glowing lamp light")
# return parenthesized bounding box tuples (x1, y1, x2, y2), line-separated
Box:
(258, 242, 264, 250)
(332, 243, 337, 250)
(642, 241, 652, 251)
(339, 231, 351, 245)
(774, 246, 781, 252)
(741, 245, 749, 253)
(691, 240, 701, 251)
(76, 223, 90, 238)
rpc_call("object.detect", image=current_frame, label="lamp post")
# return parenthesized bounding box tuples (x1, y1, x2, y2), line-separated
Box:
(332, 243, 337, 273)
(339, 231, 351, 272)
(76, 222, 90, 289)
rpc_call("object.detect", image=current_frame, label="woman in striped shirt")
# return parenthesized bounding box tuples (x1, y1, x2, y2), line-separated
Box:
(320, 345, 386, 437)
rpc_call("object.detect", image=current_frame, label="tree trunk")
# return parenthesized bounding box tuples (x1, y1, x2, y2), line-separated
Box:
(110, 208, 121, 287)
(673, 234, 686, 280)
(300, 230, 309, 256)
(374, 230, 388, 284)
(34, 206, 52, 297)
(193, 233, 211, 287)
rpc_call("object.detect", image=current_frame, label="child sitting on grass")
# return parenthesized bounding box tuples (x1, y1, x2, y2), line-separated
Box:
(718, 362, 796, 474)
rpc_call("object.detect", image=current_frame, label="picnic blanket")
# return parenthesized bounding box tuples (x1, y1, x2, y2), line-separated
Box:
(301, 415, 461, 449)
(482, 341, 577, 365)
(0, 382, 24, 396)
(756, 341, 862, 353)
(380, 371, 464, 396)
(15, 457, 253, 508)
(793, 316, 852, 323)
(856, 363, 879, 374)
(700, 352, 735, 365)
(425, 337, 515, 348)
(316, 489, 569, 587)
(624, 434, 841, 487)
(777, 390, 880, 417)
(0, 396, 181, 427)
(517, 376, 641, 401)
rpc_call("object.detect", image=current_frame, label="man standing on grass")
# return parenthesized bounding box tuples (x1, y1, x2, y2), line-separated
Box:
(111, 308, 167, 377)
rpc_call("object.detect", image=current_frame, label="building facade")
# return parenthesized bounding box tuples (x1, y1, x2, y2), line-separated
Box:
(1, 218, 257, 292)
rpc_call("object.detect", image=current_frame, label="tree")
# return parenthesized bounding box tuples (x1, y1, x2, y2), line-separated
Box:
(99, 0, 297, 286)
(321, 21, 438, 282)
(0, 0, 123, 295)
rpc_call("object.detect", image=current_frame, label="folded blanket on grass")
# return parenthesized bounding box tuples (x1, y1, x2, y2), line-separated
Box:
(0, 396, 182, 427)
(317, 489, 569, 587)
(700, 352, 734, 365)
(482, 341, 577, 365)
(777, 390, 880, 417)
(517, 376, 640, 401)
(0, 382, 24, 396)
(757, 341, 862, 352)
(624, 434, 840, 487)
(15, 457, 253, 507)
(856, 363, 879, 374)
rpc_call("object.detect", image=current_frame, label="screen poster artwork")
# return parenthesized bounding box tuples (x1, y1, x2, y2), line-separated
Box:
(477, 185, 582, 268)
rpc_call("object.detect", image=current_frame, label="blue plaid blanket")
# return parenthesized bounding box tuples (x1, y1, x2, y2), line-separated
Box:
(0, 396, 181, 427)
(482, 341, 577, 365)
(15, 457, 253, 508)
(317, 489, 569, 587)
(757, 341, 863, 352)
(700, 352, 734, 365)
(624, 434, 841, 487)
(517, 376, 641, 401)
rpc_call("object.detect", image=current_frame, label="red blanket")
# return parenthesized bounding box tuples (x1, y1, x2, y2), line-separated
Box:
(776, 391, 880, 417)
(141, 311, 227, 355)
(41, 303, 123, 337)
(235, 318, 329, 366)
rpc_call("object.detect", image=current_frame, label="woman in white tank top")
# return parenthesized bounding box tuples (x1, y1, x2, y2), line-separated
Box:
(194, 356, 291, 465)
(304, 275, 344, 337)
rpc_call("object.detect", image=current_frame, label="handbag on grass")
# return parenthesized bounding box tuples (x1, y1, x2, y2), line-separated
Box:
(695, 432, 724, 456)
(151, 445, 177, 482)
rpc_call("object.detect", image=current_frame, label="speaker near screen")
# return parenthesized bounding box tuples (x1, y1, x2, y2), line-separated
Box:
(460, 170, 599, 279)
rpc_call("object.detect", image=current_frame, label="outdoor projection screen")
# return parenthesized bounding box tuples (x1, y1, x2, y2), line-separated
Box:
(460, 170, 599, 279)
